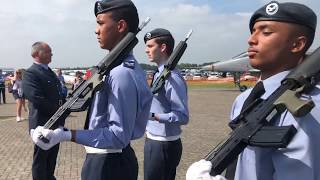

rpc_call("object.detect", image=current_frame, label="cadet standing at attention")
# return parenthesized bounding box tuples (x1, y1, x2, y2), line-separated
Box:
(144, 28, 189, 180)
(31, 1, 153, 180)
(187, 1, 320, 180)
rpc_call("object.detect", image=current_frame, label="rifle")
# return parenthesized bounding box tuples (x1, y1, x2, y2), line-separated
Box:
(40, 17, 151, 143)
(150, 29, 193, 94)
(204, 46, 320, 175)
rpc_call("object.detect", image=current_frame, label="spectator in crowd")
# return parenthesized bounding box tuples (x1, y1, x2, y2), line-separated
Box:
(55, 69, 68, 98)
(0, 69, 6, 104)
(72, 71, 83, 90)
(12, 69, 27, 122)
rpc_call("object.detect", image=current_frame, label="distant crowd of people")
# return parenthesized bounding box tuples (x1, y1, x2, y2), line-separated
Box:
(1, 68, 27, 121)
(0, 67, 82, 122)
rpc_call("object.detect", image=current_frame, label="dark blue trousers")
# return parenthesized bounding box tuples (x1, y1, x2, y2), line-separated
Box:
(0, 86, 5, 103)
(81, 145, 138, 180)
(144, 138, 182, 180)
(32, 144, 59, 180)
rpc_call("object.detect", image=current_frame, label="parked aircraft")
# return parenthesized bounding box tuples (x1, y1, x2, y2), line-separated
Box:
(202, 52, 260, 92)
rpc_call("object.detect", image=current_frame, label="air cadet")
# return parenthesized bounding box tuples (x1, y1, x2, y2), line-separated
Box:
(144, 28, 189, 180)
(31, 0, 153, 180)
(187, 1, 320, 180)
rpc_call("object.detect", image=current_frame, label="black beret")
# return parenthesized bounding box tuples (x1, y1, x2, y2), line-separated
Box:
(144, 28, 173, 43)
(94, 0, 136, 16)
(250, 1, 317, 32)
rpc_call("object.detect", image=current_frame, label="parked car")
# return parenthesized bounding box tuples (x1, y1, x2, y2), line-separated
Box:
(242, 74, 257, 81)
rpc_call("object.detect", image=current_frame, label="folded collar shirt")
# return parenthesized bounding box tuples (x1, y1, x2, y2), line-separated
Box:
(230, 70, 320, 180)
(147, 65, 189, 137)
(152, 63, 165, 82)
(75, 54, 153, 149)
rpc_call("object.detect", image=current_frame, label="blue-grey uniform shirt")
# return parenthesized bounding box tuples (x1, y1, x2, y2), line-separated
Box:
(147, 64, 189, 137)
(230, 71, 320, 180)
(75, 54, 153, 149)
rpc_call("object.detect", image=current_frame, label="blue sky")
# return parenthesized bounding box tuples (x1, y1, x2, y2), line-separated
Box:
(0, 0, 319, 68)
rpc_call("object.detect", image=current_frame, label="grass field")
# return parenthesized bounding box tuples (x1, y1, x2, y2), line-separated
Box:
(147, 78, 257, 90)
(186, 80, 256, 89)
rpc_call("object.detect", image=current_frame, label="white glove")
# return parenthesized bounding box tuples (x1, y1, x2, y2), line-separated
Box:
(186, 159, 227, 180)
(30, 126, 44, 146)
(31, 126, 71, 150)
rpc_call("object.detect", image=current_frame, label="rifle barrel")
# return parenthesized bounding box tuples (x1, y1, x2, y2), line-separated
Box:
(138, 17, 151, 31)
(185, 29, 193, 41)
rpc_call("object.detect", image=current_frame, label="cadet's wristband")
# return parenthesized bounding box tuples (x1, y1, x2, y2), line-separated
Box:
(149, 112, 155, 120)
(71, 130, 76, 142)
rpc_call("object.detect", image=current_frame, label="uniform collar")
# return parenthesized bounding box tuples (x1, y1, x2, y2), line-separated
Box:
(260, 70, 291, 98)
(157, 63, 166, 73)
(33, 61, 49, 70)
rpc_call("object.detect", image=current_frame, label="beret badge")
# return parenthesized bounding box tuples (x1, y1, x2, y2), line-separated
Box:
(266, 2, 279, 15)
(96, 2, 103, 12)
(146, 32, 152, 39)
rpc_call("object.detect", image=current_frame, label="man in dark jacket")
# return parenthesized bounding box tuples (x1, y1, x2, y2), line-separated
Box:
(0, 69, 6, 104)
(22, 41, 65, 180)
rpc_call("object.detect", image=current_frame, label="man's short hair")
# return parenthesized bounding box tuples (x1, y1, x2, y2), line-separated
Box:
(294, 24, 315, 53)
(31, 42, 46, 57)
(154, 36, 175, 56)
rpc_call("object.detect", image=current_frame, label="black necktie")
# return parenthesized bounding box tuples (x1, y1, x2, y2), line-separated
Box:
(241, 81, 265, 112)
(229, 81, 265, 130)
(150, 69, 159, 87)
(225, 81, 265, 180)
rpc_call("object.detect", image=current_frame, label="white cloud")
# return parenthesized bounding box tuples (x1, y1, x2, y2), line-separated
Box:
(53, 0, 78, 7)
(0, 0, 319, 69)
(235, 12, 253, 17)
(134, 3, 250, 64)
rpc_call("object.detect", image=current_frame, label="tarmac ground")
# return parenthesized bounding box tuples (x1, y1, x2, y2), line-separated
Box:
(0, 88, 240, 180)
